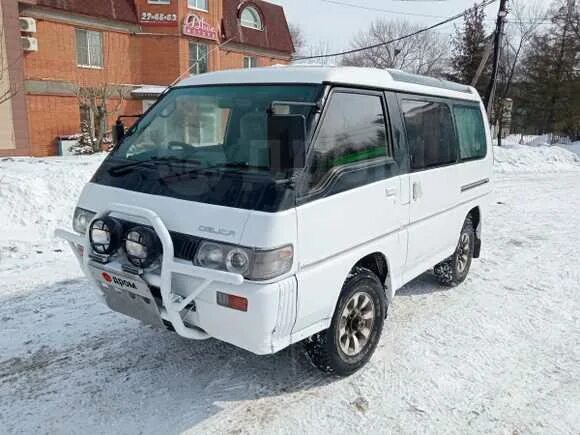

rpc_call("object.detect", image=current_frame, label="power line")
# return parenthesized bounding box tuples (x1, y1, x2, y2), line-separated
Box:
(294, 0, 499, 61)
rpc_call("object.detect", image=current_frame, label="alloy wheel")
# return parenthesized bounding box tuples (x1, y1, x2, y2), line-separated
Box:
(338, 291, 375, 356)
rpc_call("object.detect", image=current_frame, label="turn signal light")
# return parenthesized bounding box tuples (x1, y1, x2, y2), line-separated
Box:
(216, 292, 248, 312)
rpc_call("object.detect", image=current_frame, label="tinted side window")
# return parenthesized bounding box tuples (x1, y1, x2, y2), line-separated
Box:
(454, 105, 487, 160)
(306, 92, 389, 190)
(401, 99, 457, 170)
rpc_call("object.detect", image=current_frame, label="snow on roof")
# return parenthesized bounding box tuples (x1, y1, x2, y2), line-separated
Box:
(176, 66, 480, 102)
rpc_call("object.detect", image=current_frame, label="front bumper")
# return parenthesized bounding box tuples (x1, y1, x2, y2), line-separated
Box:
(55, 203, 297, 355)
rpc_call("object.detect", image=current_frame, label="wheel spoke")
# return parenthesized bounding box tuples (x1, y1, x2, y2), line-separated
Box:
(346, 298, 354, 312)
(355, 293, 363, 310)
(360, 310, 373, 320)
(359, 326, 371, 339)
(359, 295, 370, 310)
(351, 334, 361, 354)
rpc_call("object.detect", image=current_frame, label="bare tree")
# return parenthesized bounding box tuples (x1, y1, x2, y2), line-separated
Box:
(501, 0, 546, 98)
(293, 40, 336, 66)
(288, 23, 306, 56)
(73, 83, 125, 152)
(493, 0, 546, 144)
(341, 19, 449, 77)
(0, 25, 18, 105)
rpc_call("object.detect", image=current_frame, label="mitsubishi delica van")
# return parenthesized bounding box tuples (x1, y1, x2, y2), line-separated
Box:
(56, 66, 492, 375)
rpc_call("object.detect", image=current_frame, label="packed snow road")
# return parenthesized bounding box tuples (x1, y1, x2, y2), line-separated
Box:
(1, 171, 579, 434)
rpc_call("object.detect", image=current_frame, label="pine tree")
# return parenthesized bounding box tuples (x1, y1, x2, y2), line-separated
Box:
(448, 4, 490, 95)
(520, 0, 580, 136)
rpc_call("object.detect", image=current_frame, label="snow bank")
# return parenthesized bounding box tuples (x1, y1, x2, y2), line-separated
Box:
(503, 134, 551, 147)
(493, 144, 580, 173)
(557, 141, 580, 157)
(0, 154, 105, 249)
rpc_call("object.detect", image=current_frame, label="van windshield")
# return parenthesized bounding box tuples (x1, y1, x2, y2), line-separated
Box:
(113, 85, 320, 170)
(92, 84, 323, 212)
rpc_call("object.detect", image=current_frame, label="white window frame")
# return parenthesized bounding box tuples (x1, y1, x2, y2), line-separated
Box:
(243, 56, 257, 69)
(189, 42, 209, 75)
(240, 6, 263, 30)
(188, 0, 208, 12)
(75, 29, 103, 69)
(148, 0, 170, 4)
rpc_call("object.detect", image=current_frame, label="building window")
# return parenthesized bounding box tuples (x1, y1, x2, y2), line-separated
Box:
(76, 29, 103, 68)
(148, 0, 170, 4)
(240, 6, 263, 30)
(244, 56, 257, 68)
(189, 42, 208, 75)
(188, 0, 208, 11)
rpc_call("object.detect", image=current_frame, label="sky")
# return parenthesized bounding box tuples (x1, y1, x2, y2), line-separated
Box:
(269, 0, 553, 54)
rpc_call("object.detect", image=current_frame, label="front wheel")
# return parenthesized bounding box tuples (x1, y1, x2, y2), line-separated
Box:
(434, 215, 475, 287)
(304, 267, 387, 376)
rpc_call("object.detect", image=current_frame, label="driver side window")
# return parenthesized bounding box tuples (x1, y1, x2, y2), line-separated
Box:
(304, 91, 390, 192)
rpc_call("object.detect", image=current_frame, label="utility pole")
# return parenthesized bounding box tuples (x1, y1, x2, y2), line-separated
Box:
(484, 0, 509, 120)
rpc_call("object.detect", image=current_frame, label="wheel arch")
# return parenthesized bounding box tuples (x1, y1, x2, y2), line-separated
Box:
(352, 251, 393, 301)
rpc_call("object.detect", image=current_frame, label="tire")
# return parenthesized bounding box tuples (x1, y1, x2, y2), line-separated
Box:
(304, 267, 387, 376)
(434, 215, 475, 287)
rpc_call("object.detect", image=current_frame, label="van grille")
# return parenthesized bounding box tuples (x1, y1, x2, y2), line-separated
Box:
(170, 232, 200, 261)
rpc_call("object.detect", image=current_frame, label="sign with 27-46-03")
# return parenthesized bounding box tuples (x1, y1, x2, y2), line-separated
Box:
(140, 12, 178, 26)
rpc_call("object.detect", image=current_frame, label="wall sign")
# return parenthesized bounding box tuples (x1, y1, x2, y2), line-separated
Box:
(183, 14, 218, 40)
(140, 12, 178, 26)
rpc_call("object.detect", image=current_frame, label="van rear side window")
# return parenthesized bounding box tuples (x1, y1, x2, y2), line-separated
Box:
(401, 99, 457, 170)
(454, 105, 487, 160)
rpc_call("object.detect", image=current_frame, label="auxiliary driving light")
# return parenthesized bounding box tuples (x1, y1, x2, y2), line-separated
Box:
(89, 217, 123, 255)
(124, 226, 161, 268)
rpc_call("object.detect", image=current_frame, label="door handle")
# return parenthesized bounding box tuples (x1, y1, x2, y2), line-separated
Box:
(412, 182, 422, 201)
(385, 187, 397, 198)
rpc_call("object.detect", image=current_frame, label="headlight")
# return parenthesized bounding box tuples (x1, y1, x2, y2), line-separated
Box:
(89, 217, 123, 255)
(73, 207, 96, 234)
(225, 248, 251, 275)
(194, 241, 293, 280)
(123, 226, 161, 268)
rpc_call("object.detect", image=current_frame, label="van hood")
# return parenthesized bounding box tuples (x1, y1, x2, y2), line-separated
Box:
(77, 183, 251, 245)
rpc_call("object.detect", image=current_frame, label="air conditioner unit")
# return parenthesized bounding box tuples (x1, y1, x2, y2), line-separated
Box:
(21, 36, 38, 52)
(19, 17, 37, 33)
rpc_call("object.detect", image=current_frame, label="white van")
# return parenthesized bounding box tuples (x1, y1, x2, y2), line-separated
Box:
(57, 66, 492, 375)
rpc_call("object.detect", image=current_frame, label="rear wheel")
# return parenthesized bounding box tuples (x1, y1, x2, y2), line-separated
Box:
(304, 267, 387, 376)
(434, 215, 475, 286)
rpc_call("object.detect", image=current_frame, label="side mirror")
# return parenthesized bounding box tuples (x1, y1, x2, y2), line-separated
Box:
(112, 118, 125, 146)
(268, 114, 306, 173)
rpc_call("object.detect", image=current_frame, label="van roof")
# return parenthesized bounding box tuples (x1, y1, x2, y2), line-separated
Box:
(176, 66, 481, 102)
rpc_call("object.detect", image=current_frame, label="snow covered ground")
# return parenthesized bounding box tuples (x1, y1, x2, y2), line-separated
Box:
(0, 147, 579, 434)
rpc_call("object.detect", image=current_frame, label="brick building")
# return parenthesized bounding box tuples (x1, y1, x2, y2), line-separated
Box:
(0, 0, 294, 156)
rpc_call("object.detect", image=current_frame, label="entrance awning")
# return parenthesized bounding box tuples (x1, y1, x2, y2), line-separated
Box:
(131, 86, 168, 99)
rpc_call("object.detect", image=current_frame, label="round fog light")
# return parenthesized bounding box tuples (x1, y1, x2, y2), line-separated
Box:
(89, 217, 122, 255)
(123, 226, 161, 268)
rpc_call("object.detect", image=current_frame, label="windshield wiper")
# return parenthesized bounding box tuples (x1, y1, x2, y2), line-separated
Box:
(160, 161, 269, 183)
(221, 162, 268, 170)
(108, 156, 201, 176)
